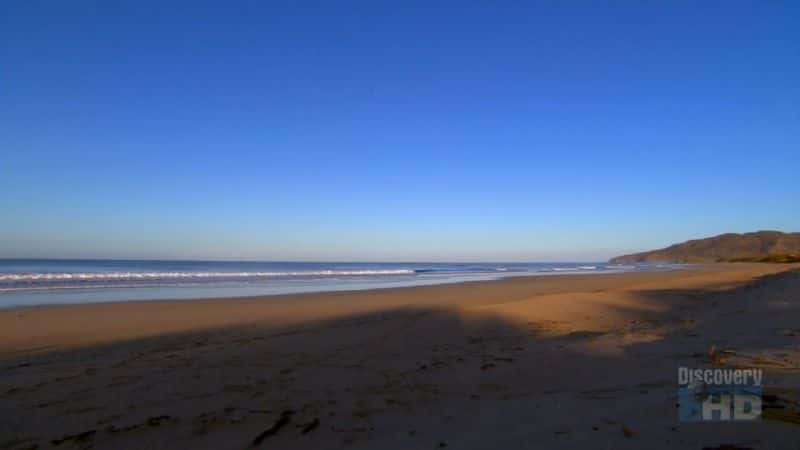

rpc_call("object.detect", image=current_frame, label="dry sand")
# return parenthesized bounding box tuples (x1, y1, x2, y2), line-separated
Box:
(2, 264, 800, 449)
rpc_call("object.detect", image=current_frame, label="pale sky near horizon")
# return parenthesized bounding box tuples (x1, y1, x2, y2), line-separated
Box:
(2, 2, 799, 262)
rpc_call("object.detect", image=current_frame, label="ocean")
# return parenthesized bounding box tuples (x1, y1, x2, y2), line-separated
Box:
(0, 259, 677, 308)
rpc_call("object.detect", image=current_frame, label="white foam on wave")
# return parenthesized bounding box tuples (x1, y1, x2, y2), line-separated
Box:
(551, 266, 598, 272)
(0, 269, 417, 283)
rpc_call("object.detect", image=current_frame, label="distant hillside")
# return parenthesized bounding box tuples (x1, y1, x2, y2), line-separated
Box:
(610, 231, 800, 264)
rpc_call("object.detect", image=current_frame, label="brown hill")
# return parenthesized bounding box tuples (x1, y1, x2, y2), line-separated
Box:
(610, 231, 800, 263)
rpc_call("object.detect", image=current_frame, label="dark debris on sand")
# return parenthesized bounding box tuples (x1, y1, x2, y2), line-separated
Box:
(251, 410, 294, 446)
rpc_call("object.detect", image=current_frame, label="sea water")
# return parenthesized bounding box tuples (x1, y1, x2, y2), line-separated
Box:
(0, 259, 678, 307)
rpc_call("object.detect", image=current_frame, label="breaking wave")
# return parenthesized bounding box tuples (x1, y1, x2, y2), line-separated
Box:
(0, 269, 417, 283)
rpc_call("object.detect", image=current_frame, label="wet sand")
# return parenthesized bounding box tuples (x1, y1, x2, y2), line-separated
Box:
(2, 264, 800, 449)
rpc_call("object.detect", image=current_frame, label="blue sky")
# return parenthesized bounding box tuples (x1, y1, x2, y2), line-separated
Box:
(1, 1, 798, 261)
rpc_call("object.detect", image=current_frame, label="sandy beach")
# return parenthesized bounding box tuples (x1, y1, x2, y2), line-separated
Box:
(2, 264, 800, 449)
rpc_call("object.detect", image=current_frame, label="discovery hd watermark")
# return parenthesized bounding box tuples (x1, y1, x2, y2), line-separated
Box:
(678, 367, 763, 422)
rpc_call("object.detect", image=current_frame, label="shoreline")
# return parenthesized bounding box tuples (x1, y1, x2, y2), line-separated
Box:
(0, 265, 683, 311)
(0, 263, 789, 356)
(0, 260, 684, 309)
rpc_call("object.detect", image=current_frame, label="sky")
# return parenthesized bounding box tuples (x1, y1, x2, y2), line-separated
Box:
(1, 1, 799, 262)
